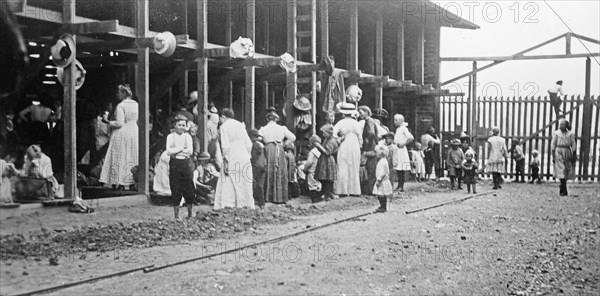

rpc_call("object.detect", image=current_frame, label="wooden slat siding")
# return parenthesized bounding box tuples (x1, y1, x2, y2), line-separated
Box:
(574, 95, 582, 177)
(567, 96, 575, 178)
(508, 96, 515, 176)
(546, 96, 553, 180)
(453, 95, 458, 131)
(527, 96, 536, 179)
(534, 95, 542, 177)
(591, 96, 599, 181)
(481, 96, 487, 178)
(541, 96, 549, 180)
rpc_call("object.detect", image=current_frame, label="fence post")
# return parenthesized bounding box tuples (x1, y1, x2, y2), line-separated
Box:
(580, 57, 592, 180)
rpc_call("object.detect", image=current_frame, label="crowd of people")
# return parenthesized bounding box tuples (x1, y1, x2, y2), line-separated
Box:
(0, 84, 579, 211)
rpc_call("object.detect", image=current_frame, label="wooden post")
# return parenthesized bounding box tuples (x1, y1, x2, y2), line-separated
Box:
(286, 0, 297, 131)
(136, 0, 150, 195)
(197, 0, 208, 152)
(397, 20, 404, 80)
(245, 0, 256, 128)
(565, 33, 571, 55)
(320, 0, 329, 59)
(416, 23, 424, 84)
(63, 0, 77, 199)
(225, 0, 232, 45)
(349, 0, 358, 71)
(472, 61, 477, 131)
(466, 75, 472, 133)
(581, 57, 592, 180)
(311, 0, 317, 135)
(375, 7, 383, 110)
(179, 0, 189, 102)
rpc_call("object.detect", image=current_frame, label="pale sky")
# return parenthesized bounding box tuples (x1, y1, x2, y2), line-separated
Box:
(438, 0, 600, 97)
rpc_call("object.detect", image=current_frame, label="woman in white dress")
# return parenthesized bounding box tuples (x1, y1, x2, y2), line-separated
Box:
(213, 108, 255, 209)
(333, 103, 362, 196)
(100, 84, 139, 189)
(393, 114, 414, 192)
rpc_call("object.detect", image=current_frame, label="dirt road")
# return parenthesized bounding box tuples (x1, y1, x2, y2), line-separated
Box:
(1, 181, 598, 295)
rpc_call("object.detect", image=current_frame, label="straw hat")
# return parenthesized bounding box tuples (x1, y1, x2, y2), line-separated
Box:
(153, 31, 177, 57)
(279, 52, 297, 73)
(345, 85, 362, 103)
(56, 59, 86, 90)
(450, 138, 461, 146)
(337, 102, 358, 116)
(293, 96, 311, 111)
(51, 34, 75, 67)
(373, 108, 388, 119)
(208, 105, 218, 114)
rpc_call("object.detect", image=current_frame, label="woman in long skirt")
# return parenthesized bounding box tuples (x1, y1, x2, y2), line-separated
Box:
(552, 119, 576, 196)
(485, 126, 508, 189)
(333, 103, 362, 196)
(100, 84, 139, 189)
(259, 110, 296, 203)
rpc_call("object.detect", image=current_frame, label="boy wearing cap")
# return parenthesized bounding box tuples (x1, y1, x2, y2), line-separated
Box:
(167, 115, 195, 221)
(193, 152, 219, 205)
(447, 139, 465, 190)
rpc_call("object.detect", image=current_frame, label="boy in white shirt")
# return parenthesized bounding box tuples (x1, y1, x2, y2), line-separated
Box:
(166, 115, 195, 221)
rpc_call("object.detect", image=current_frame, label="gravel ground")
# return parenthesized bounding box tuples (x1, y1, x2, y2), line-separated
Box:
(0, 181, 598, 295)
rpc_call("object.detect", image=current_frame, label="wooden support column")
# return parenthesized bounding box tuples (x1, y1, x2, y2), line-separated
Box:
(320, 0, 329, 59)
(63, 0, 77, 199)
(416, 23, 424, 85)
(349, 1, 358, 71)
(286, 0, 297, 130)
(311, 0, 317, 135)
(197, 0, 208, 152)
(565, 32, 571, 55)
(397, 20, 404, 80)
(581, 57, 592, 180)
(225, 0, 233, 112)
(136, 0, 150, 195)
(179, 0, 189, 101)
(472, 61, 477, 130)
(375, 7, 383, 110)
(245, 0, 256, 128)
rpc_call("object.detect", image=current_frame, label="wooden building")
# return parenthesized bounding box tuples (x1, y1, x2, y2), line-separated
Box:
(4, 0, 478, 199)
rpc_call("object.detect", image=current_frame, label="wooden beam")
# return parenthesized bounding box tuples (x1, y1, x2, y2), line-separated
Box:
(349, 1, 358, 71)
(571, 33, 600, 45)
(375, 7, 383, 76)
(581, 57, 592, 180)
(204, 47, 229, 58)
(345, 75, 389, 84)
(397, 18, 404, 80)
(416, 23, 424, 84)
(441, 52, 600, 62)
(150, 51, 202, 103)
(62, 0, 77, 200)
(320, 0, 329, 59)
(197, 0, 208, 152)
(286, 0, 297, 130)
(62, 20, 118, 35)
(566, 32, 571, 55)
(245, 0, 256, 128)
(136, 0, 150, 196)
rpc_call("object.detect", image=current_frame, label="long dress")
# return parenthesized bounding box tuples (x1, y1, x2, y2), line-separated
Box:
(486, 135, 507, 173)
(372, 157, 393, 195)
(360, 117, 379, 194)
(100, 98, 139, 186)
(259, 121, 296, 203)
(333, 117, 362, 195)
(214, 118, 255, 209)
(394, 125, 414, 171)
(552, 129, 576, 179)
(152, 151, 171, 195)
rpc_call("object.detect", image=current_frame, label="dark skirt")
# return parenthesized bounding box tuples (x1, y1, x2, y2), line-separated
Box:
(463, 168, 476, 184)
(315, 155, 337, 181)
(264, 142, 288, 203)
(424, 150, 434, 174)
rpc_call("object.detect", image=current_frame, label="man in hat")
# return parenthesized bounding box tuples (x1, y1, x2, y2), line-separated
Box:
(547, 80, 564, 117)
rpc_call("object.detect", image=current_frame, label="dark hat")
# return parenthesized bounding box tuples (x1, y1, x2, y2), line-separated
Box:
(459, 131, 470, 140)
(383, 131, 395, 139)
(197, 152, 211, 161)
(173, 114, 188, 122)
(373, 108, 389, 119)
(248, 129, 261, 139)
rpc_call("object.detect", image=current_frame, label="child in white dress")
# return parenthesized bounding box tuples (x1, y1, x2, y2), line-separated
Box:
(373, 145, 393, 213)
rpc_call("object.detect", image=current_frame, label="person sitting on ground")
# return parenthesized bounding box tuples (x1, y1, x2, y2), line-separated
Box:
(21, 144, 60, 197)
(529, 150, 542, 184)
(510, 138, 526, 183)
(447, 139, 464, 190)
(193, 152, 218, 206)
(303, 135, 322, 203)
(461, 150, 478, 194)
(373, 144, 393, 213)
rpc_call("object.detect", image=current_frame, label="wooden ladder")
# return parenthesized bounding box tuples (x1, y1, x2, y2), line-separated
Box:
(295, 0, 317, 134)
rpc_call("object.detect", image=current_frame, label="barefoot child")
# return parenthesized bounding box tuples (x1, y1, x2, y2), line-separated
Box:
(529, 149, 541, 184)
(410, 142, 425, 182)
(447, 139, 465, 190)
(461, 150, 478, 194)
(166, 115, 195, 221)
(373, 145, 393, 213)
(511, 138, 525, 183)
(314, 124, 338, 201)
(303, 135, 322, 203)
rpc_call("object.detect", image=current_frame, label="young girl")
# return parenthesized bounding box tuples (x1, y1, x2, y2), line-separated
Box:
(373, 145, 393, 213)
(314, 124, 338, 201)
(461, 150, 478, 194)
(284, 142, 299, 199)
(382, 131, 398, 185)
(249, 129, 266, 208)
(529, 149, 541, 184)
(410, 142, 425, 182)
(303, 135, 322, 203)
(424, 141, 435, 180)
(447, 139, 464, 190)
(166, 115, 195, 221)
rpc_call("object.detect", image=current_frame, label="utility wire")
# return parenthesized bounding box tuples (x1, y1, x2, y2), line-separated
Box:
(543, 0, 600, 66)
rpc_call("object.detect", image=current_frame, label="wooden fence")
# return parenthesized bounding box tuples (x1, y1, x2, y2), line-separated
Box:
(440, 95, 600, 181)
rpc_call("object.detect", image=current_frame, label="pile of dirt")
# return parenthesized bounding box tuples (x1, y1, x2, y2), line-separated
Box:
(0, 195, 380, 261)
